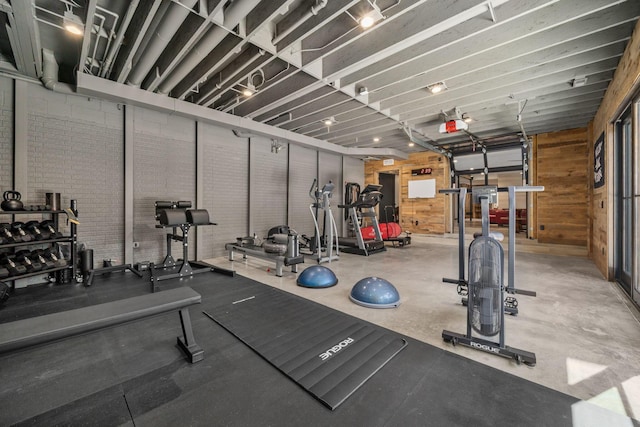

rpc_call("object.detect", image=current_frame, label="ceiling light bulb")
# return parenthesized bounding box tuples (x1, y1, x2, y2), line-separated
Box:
(408, 142, 415, 147)
(359, 7, 384, 29)
(373, 137, 380, 142)
(324, 119, 333, 126)
(242, 88, 254, 97)
(360, 15, 375, 28)
(428, 82, 447, 94)
(63, 10, 84, 35)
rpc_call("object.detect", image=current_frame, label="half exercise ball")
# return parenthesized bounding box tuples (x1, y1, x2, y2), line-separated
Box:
(297, 265, 338, 288)
(349, 277, 400, 308)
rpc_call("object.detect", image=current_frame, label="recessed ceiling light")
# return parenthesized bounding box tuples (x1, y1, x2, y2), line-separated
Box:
(373, 137, 380, 142)
(428, 82, 447, 94)
(408, 142, 415, 147)
(469, 167, 474, 170)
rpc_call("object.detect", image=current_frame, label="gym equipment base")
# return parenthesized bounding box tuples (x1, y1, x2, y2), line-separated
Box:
(85, 264, 143, 287)
(442, 330, 536, 366)
(225, 243, 304, 277)
(150, 260, 234, 293)
(340, 239, 386, 256)
(386, 235, 411, 247)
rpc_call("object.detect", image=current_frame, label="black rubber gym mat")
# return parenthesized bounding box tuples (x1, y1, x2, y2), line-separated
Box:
(203, 283, 407, 410)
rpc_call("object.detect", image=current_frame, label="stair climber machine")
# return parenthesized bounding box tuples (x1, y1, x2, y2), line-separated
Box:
(440, 185, 543, 366)
(306, 179, 339, 264)
(338, 184, 386, 256)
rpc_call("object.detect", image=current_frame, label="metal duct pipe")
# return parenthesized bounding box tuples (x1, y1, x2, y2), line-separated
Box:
(157, 0, 262, 95)
(126, 0, 198, 87)
(101, 0, 140, 78)
(40, 48, 59, 91)
(197, 49, 265, 105)
(272, 0, 327, 45)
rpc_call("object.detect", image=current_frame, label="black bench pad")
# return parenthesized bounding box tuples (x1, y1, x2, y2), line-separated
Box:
(0, 287, 201, 355)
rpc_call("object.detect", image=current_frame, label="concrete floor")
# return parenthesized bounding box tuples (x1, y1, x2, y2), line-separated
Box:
(205, 234, 640, 422)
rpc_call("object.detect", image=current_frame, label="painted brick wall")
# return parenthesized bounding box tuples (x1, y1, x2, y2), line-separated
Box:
(200, 123, 249, 259)
(249, 136, 288, 238)
(0, 77, 13, 193)
(132, 106, 196, 265)
(287, 144, 317, 238)
(26, 84, 124, 267)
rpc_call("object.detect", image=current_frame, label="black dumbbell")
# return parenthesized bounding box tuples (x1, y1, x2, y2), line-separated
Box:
(15, 250, 42, 272)
(0, 281, 9, 304)
(0, 266, 9, 279)
(25, 221, 45, 241)
(32, 249, 55, 270)
(0, 254, 27, 276)
(39, 220, 61, 239)
(11, 222, 32, 243)
(0, 223, 18, 243)
(42, 248, 68, 268)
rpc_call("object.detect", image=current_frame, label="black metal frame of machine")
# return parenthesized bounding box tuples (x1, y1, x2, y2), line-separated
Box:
(225, 231, 304, 277)
(440, 186, 543, 366)
(151, 201, 233, 292)
(338, 184, 386, 256)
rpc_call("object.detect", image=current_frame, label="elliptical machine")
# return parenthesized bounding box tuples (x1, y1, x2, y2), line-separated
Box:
(308, 179, 339, 264)
(441, 185, 543, 366)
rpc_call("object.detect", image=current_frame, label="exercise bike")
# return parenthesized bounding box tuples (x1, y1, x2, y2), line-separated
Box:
(441, 185, 543, 366)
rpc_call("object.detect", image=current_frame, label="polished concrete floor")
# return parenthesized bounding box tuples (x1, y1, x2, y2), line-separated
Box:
(205, 233, 640, 422)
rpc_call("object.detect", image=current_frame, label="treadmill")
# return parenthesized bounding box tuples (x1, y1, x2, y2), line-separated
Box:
(338, 184, 386, 256)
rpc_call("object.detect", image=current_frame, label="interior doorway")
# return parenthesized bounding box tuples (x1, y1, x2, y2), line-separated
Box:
(378, 172, 398, 223)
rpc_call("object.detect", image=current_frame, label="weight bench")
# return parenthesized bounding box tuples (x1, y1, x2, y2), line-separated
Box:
(0, 287, 204, 363)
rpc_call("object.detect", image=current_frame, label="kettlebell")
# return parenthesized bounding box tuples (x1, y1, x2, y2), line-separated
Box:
(2, 191, 23, 211)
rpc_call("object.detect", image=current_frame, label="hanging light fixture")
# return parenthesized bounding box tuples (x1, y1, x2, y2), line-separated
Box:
(63, 9, 84, 35)
(323, 116, 337, 126)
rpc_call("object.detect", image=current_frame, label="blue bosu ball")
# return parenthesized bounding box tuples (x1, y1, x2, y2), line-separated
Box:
(297, 265, 338, 288)
(349, 277, 400, 308)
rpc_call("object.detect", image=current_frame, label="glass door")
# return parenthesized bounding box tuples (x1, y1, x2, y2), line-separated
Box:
(614, 108, 634, 297)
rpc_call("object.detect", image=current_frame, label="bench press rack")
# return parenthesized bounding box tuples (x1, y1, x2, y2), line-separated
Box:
(151, 201, 233, 292)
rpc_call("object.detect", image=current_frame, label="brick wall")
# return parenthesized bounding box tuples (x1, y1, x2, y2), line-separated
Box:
(132, 106, 196, 265)
(200, 123, 249, 259)
(26, 85, 124, 267)
(249, 136, 288, 238)
(0, 77, 13, 193)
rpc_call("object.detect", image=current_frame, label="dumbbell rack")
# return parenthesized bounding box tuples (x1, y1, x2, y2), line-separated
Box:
(0, 205, 78, 290)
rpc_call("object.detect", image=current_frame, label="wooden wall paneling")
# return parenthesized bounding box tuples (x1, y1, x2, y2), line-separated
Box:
(365, 152, 448, 234)
(536, 128, 589, 246)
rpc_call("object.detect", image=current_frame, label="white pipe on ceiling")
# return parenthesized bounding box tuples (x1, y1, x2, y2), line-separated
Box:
(101, 0, 140, 78)
(271, 0, 328, 45)
(156, 0, 263, 95)
(126, 0, 198, 86)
